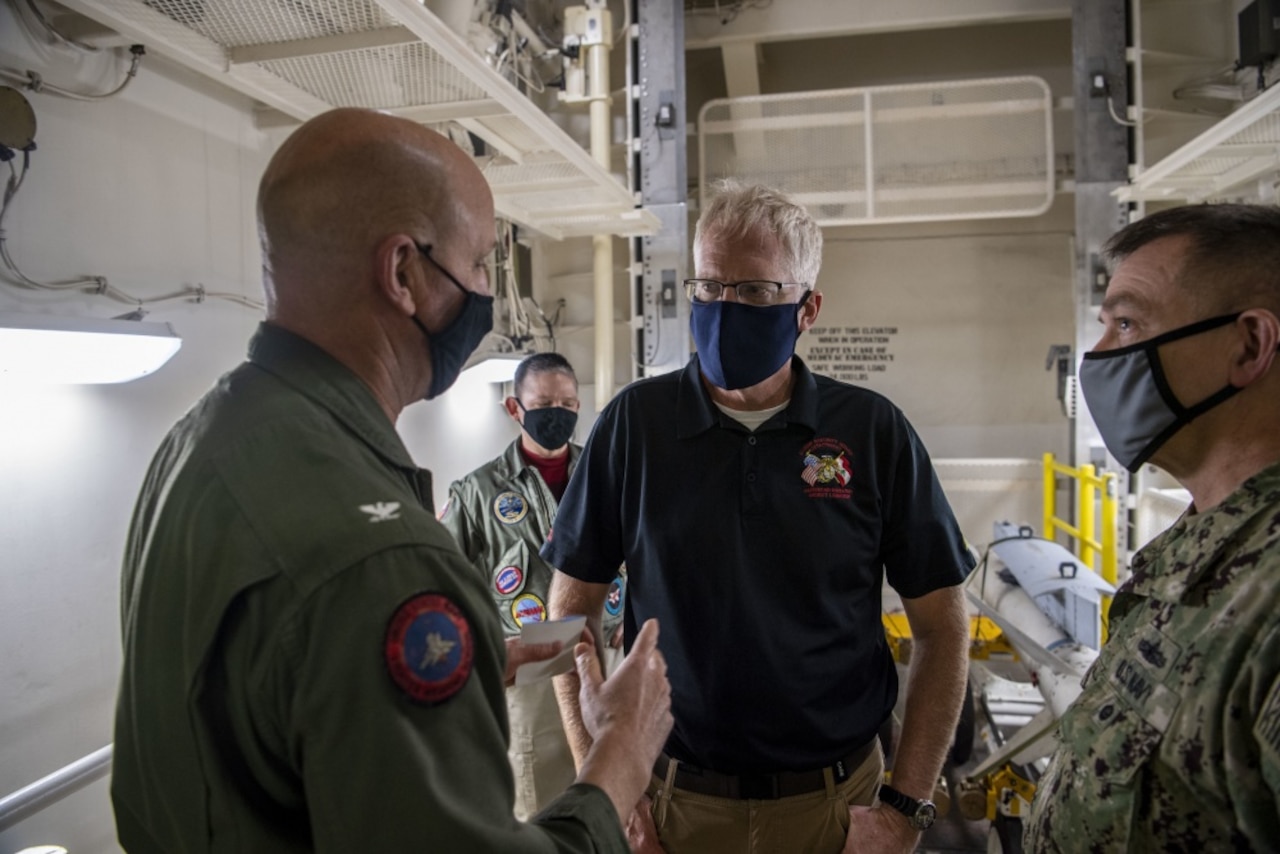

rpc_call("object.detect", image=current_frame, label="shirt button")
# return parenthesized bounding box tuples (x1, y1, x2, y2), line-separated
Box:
(747, 473, 757, 482)
(748, 436, 757, 445)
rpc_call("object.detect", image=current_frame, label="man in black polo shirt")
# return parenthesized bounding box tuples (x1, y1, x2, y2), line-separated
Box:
(543, 182, 974, 853)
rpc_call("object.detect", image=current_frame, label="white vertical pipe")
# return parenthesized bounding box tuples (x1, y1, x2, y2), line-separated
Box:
(587, 3, 613, 409)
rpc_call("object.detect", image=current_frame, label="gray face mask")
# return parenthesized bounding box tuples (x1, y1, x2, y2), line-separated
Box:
(1079, 312, 1241, 472)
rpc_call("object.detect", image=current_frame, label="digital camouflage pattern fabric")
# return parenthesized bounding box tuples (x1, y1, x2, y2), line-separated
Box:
(1026, 462, 1280, 852)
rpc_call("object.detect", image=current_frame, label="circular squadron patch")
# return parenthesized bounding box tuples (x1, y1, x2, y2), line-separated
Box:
(384, 593, 474, 705)
(493, 491, 528, 525)
(494, 565, 525, 596)
(605, 574, 626, 617)
(510, 592, 547, 625)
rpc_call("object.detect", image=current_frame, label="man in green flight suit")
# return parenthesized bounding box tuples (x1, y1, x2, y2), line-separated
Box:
(1025, 203, 1280, 851)
(441, 352, 627, 820)
(110, 107, 672, 853)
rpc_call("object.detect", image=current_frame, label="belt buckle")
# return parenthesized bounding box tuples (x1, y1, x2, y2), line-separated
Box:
(738, 773, 779, 800)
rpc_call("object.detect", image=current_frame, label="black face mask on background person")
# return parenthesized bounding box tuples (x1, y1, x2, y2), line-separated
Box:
(412, 244, 495, 399)
(517, 401, 578, 451)
(1078, 312, 1243, 472)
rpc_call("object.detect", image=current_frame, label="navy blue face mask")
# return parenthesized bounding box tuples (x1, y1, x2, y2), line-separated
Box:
(690, 295, 809, 390)
(412, 244, 494, 400)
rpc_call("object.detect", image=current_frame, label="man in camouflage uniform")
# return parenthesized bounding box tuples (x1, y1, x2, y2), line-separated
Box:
(1026, 204, 1280, 851)
(441, 352, 626, 820)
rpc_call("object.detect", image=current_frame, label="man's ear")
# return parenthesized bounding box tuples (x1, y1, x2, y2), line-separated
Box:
(503, 396, 522, 422)
(1230, 308, 1280, 388)
(798, 290, 823, 333)
(375, 234, 421, 317)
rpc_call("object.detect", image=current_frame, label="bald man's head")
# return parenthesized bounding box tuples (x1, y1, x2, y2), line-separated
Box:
(258, 108, 493, 314)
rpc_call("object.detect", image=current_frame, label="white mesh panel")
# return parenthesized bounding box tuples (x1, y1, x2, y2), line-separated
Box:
(260, 44, 487, 108)
(142, 0, 396, 47)
(699, 77, 1054, 225)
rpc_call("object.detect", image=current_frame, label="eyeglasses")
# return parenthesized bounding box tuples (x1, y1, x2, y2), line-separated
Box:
(684, 279, 809, 307)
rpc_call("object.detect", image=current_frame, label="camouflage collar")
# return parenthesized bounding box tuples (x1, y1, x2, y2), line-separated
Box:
(1126, 460, 1280, 602)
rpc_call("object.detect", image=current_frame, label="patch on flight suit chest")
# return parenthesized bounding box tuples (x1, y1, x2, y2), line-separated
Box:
(384, 593, 474, 704)
(494, 565, 525, 596)
(605, 574, 626, 617)
(493, 491, 528, 524)
(511, 592, 546, 625)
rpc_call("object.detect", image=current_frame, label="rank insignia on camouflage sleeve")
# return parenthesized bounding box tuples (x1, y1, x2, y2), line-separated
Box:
(1256, 676, 1280, 761)
(384, 593, 474, 704)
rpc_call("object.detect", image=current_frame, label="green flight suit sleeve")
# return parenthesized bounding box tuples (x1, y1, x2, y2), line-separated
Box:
(439, 479, 486, 576)
(270, 543, 626, 853)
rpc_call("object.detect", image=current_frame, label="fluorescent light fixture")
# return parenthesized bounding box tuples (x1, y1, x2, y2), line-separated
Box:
(0, 312, 182, 385)
(459, 353, 525, 385)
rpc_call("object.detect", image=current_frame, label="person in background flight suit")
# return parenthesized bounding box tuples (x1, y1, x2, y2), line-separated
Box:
(110, 106, 671, 853)
(544, 181, 974, 854)
(440, 351, 627, 820)
(1026, 203, 1280, 851)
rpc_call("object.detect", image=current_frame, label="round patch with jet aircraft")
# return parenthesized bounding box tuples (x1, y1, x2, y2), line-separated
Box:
(493, 491, 528, 525)
(384, 592, 473, 705)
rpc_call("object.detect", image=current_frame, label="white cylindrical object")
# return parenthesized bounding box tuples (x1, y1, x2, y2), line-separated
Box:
(585, 31, 614, 408)
(971, 573, 1096, 718)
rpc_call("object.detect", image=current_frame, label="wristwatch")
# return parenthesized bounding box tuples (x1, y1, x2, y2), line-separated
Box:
(877, 784, 937, 830)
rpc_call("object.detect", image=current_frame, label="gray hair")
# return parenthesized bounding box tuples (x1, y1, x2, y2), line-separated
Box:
(694, 181, 823, 287)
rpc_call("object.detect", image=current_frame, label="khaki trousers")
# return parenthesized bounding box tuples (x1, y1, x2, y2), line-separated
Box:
(507, 645, 623, 820)
(646, 740, 884, 854)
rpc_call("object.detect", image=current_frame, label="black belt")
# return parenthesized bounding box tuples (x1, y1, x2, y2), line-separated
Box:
(654, 740, 876, 800)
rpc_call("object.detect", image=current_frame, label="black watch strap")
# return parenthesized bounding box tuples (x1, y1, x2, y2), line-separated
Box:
(878, 784, 937, 830)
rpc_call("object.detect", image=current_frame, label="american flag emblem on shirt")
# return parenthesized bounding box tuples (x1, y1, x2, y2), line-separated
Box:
(802, 452, 852, 486)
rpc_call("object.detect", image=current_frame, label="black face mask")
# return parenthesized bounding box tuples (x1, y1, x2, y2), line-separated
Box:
(517, 400, 578, 451)
(412, 244, 494, 400)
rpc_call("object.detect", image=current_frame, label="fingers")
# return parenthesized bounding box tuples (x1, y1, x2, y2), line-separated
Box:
(575, 640, 604, 693)
(629, 618, 660, 658)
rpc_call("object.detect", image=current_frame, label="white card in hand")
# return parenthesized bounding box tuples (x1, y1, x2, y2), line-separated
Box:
(515, 615, 587, 686)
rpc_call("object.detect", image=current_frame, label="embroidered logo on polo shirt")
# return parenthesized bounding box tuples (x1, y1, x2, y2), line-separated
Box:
(384, 593, 474, 704)
(493, 491, 528, 525)
(495, 565, 525, 596)
(511, 592, 546, 624)
(799, 438, 854, 500)
(360, 501, 401, 523)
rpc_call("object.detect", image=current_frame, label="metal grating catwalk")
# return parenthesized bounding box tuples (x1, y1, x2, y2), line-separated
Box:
(1117, 84, 1280, 204)
(699, 77, 1055, 226)
(57, 0, 657, 239)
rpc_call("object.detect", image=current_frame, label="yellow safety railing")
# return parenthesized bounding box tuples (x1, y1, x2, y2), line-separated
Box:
(1042, 453, 1119, 639)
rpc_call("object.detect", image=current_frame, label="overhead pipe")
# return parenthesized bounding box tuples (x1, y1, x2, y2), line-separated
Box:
(585, 0, 614, 409)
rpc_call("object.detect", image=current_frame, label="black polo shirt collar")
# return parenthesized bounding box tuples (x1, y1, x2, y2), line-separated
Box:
(676, 353, 821, 439)
(247, 322, 420, 476)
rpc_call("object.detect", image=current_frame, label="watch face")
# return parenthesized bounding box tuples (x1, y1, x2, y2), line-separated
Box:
(912, 801, 937, 830)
